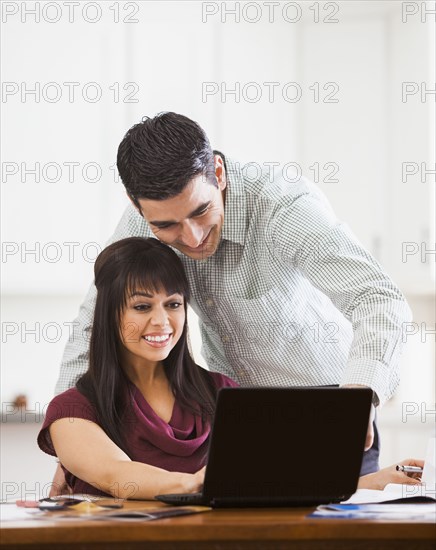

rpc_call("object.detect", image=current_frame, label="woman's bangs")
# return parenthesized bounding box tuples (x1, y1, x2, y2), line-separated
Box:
(124, 255, 187, 302)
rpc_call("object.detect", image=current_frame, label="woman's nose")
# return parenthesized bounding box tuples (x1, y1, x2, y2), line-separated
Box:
(150, 306, 170, 326)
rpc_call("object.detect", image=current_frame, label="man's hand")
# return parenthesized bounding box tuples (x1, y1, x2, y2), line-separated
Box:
(342, 384, 375, 451)
(358, 458, 424, 490)
(49, 462, 71, 497)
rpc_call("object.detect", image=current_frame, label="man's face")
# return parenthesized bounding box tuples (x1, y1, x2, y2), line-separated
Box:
(137, 156, 226, 260)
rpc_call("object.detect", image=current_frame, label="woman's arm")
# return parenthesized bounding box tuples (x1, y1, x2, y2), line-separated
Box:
(358, 458, 424, 491)
(49, 462, 72, 497)
(50, 418, 204, 500)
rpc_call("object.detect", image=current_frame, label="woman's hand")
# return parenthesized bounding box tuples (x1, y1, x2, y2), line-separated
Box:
(183, 466, 206, 494)
(49, 462, 72, 497)
(358, 458, 424, 491)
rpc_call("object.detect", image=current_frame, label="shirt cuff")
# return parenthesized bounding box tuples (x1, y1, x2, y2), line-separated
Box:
(340, 359, 396, 407)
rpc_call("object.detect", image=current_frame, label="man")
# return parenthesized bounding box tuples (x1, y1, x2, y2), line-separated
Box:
(53, 112, 411, 489)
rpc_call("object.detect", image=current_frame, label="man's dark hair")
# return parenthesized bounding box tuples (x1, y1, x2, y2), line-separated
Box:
(117, 112, 217, 207)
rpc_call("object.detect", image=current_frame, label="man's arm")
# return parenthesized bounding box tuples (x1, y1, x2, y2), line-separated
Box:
(271, 189, 412, 407)
(54, 282, 96, 394)
(55, 203, 149, 394)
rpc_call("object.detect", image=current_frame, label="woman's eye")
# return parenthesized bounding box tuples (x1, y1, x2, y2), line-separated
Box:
(133, 304, 150, 311)
(168, 302, 182, 309)
(196, 208, 208, 217)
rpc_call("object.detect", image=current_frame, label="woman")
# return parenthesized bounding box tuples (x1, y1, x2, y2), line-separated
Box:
(38, 237, 423, 499)
(38, 237, 237, 499)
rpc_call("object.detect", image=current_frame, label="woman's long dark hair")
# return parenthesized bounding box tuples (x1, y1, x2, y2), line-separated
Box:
(76, 237, 218, 455)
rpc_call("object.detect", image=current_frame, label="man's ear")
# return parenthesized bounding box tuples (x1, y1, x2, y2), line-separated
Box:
(214, 154, 227, 191)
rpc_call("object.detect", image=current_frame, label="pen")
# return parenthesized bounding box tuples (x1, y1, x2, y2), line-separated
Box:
(395, 465, 423, 473)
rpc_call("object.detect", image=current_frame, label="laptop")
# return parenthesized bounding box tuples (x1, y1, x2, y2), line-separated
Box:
(156, 387, 372, 508)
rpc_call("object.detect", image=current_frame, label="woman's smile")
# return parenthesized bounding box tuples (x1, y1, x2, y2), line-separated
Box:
(142, 332, 173, 348)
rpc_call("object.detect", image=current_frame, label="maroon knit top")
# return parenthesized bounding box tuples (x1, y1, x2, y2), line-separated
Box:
(38, 371, 238, 496)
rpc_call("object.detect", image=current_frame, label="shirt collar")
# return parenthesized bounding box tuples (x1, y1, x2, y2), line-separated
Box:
(217, 154, 247, 246)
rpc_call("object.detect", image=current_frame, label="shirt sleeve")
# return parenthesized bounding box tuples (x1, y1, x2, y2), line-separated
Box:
(54, 204, 151, 395)
(270, 190, 412, 407)
(37, 389, 98, 457)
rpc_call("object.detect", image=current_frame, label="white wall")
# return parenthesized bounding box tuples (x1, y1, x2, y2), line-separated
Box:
(1, 1, 435, 497)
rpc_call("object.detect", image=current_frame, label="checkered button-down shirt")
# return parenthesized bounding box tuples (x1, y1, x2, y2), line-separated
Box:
(55, 155, 411, 406)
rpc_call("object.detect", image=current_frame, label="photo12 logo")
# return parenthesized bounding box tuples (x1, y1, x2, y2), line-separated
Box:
(402, 243, 436, 264)
(2, 161, 121, 184)
(201, 1, 340, 24)
(202, 81, 340, 103)
(402, 82, 436, 103)
(401, 322, 436, 343)
(402, 2, 436, 23)
(1, 320, 90, 344)
(1, 241, 102, 264)
(402, 162, 436, 183)
(402, 402, 436, 423)
(232, 160, 340, 184)
(1, 82, 140, 103)
(1, 2, 140, 24)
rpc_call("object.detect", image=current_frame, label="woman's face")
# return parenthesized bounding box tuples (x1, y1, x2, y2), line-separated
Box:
(120, 287, 185, 369)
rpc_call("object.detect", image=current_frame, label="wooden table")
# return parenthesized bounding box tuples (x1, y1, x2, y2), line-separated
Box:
(1, 500, 435, 549)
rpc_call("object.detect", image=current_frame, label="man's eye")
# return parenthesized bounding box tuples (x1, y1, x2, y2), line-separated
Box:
(195, 208, 208, 217)
(155, 223, 175, 230)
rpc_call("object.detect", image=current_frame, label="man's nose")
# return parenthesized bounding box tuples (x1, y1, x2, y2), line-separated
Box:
(179, 220, 203, 249)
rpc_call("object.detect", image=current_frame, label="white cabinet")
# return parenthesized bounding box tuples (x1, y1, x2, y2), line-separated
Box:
(1, 17, 132, 295)
(2, 3, 433, 296)
(384, 14, 435, 295)
(298, 6, 435, 295)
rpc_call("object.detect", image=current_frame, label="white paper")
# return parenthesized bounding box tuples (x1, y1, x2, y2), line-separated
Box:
(315, 502, 436, 520)
(343, 482, 435, 504)
(0, 494, 108, 522)
(0, 504, 43, 522)
(45, 493, 99, 501)
(422, 437, 436, 489)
